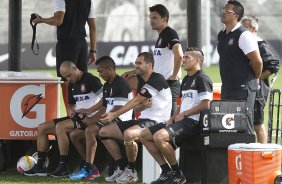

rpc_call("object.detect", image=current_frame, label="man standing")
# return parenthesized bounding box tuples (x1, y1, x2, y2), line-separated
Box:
(140, 48, 213, 184)
(217, 0, 262, 133)
(241, 16, 279, 143)
(24, 61, 103, 177)
(100, 52, 172, 183)
(32, 0, 97, 108)
(123, 4, 183, 115)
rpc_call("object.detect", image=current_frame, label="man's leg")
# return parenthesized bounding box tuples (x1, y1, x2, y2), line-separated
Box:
(140, 128, 171, 169)
(99, 121, 137, 182)
(70, 129, 86, 161)
(154, 119, 197, 184)
(49, 119, 75, 177)
(140, 127, 172, 184)
(102, 139, 128, 182)
(254, 97, 267, 143)
(69, 124, 101, 180)
(254, 124, 267, 143)
(24, 120, 57, 176)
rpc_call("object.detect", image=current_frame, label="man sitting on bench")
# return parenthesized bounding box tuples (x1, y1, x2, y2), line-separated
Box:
(140, 47, 213, 184)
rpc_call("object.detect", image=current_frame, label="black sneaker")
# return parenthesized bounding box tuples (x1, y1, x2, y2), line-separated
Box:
(24, 164, 47, 176)
(151, 171, 172, 184)
(48, 164, 69, 177)
(165, 171, 186, 184)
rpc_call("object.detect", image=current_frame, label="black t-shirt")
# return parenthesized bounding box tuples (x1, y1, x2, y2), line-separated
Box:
(68, 72, 102, 110)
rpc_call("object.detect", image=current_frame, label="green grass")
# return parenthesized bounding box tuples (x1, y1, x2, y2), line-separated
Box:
(0, 169, 117, 184)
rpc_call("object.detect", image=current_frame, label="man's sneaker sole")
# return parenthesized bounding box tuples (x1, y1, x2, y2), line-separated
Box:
(84, 173, 101, 180)
(116, 177, 139, 183)
(48, 173, 69, 177)
(24, 173, 47, 177)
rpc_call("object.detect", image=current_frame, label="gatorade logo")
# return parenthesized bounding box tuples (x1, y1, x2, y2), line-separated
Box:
(203, 114, 208, 127)
(235, 154, 242, 171)
(222, 114, 235, 129)
(10, 84, 46, 128)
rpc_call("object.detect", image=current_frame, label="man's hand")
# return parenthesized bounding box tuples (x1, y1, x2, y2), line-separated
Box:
(32, 14, 44, 24)
(175, 112, 185, 122)
(100, 112, 116, 123)
(67, 108, 76, 117)
(142, 98, 152, 108)
(168, 75, 179, 81)
(121, 70, 135, 80)
(88, 52, 96, 65)
(165, 119, 174, 127)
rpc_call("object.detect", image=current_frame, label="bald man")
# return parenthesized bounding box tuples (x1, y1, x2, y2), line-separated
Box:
(24, 61, 103, 177)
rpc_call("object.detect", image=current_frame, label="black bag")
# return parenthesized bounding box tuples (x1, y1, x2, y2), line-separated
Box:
(208, 100, 248, 133)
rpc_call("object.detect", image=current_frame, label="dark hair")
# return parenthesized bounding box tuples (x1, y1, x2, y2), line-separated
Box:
(137, 52, 154, 67)
(149, 4, 169, 22)
(228, 0, 244, 21)
(185, 47, 204, 66)
(96, 56, 116, 70)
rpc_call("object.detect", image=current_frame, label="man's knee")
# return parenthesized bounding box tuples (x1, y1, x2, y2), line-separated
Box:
(99, 127, 109, 138)
(124, 129, 136, 142)
(85, 125, 98, 135)
(37, 121, 54, 135)
(153, 129, 169, 144)
(139, 129, 151, 143)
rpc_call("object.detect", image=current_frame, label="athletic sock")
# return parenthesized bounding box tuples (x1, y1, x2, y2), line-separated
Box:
(160, 163, 171, 174)
(37, 151, 47, 169)
(171, 163, 181, 175)
(128, 162, 135, 172)
(116, 158, 127, 170)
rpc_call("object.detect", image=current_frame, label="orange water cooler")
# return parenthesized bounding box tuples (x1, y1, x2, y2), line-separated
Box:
(228, 143, 282, 184)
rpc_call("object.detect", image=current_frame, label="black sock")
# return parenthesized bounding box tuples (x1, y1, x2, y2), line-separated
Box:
(128, 162, 135, 172)
(59, 155, 68, 167)
(37, 151, 47, 169)
(116, 159, 127, 170)
(171, 163, 181, 175)
(160, 163, 171, 174)
(84, 162, 93, 172)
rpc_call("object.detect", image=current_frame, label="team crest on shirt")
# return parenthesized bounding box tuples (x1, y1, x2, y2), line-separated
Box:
(80, 84, 86, 93)
(228, 38, 234, 46)
(140, 88, 146, 95)
(191, 79, 196, 87)
(157, 38, 162, 46)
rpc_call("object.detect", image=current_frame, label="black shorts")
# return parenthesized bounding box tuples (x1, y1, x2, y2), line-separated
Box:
(254, 81, 269, 125)
(53, 116, 70, 125)
(164, 118, 199, 149)
(53, 116, 86, 130)
(94, 121, 111, 129)
(148, 122, 166, 135)
(117, 118, 157, 134)
(167, 80, 180, 115)
(56, 38, 88, 80)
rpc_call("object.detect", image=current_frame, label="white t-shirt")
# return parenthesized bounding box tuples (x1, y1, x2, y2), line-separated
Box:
(53, 0, 95, 18)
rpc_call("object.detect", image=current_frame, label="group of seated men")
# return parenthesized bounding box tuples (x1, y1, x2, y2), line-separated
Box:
(24, 48, 213, 184)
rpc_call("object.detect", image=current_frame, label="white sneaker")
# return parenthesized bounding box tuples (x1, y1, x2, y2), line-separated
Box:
(105, 166, 124, 182)
(116, 167, 138, 183)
